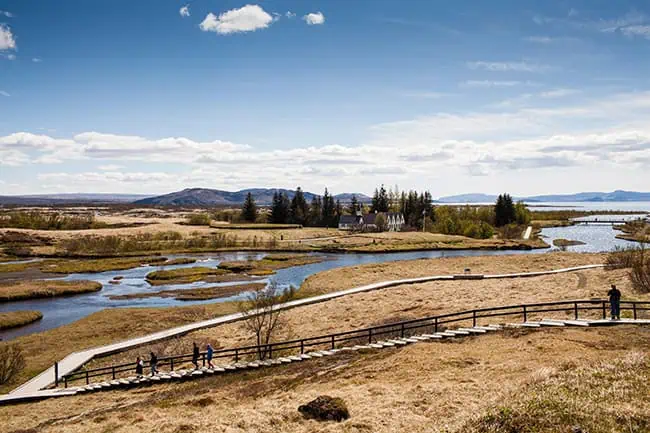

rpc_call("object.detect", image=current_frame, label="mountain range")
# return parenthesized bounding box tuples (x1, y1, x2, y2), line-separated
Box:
(438, 190, 650, 203)
(133, 188, 372, 206)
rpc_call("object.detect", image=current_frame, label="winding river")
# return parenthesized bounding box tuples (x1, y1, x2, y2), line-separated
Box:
(0, 216, 642, 340)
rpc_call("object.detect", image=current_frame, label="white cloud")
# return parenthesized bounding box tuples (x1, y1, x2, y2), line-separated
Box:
(0, 10, 12, 18)
(286, 11, 296, 19)
(620, 25, 650, 39)
(539, 88, 579, 98)
(0, 24, 16, 51)
(524, 36, 553, 43)
(200, 5, 273, 34)
(179, 5, 190, 17)
(461, 80, 534, 88)
(467, 61, 552, 73)
(303, 12, 325, 25)
(6, 53, 15, 60)
(0, 90, 9, 97)
(32, 57, 42, 62)
(98, 164, 124, 171)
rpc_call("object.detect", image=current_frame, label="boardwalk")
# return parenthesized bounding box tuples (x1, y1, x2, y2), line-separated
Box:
(4, 264, 605, 403)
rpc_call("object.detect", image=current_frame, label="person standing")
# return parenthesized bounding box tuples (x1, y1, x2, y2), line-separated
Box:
(192, 342, 200, 370)
(206, 343, 215, 369)
(135, 356, 144, 378)
(607, 284, 621, 320)
(150, 352, 159, 376)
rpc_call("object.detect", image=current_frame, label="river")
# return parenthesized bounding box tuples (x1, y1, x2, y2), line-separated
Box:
(0, 210, 645, 340)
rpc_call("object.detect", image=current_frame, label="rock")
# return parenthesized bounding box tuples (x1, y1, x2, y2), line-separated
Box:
(298, 395, 350, 422)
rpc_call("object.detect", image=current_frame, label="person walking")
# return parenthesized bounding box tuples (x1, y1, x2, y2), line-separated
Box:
(135, 356, 144, 378)
(192, 342, 200, 370)
(206, 343, 215, 369)
(150, 352, 159, 376)
(607, 284, 621, 320)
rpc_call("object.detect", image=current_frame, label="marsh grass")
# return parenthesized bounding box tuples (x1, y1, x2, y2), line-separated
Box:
(0, 280, 102, 302)
(43, 256, 167, 273)
(145, 267, 231, 285)
(108, 283, 266, 301)
(0, 310, 43, 330)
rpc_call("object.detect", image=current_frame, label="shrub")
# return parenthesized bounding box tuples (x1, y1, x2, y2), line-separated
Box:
(0, 211, 98, 230)
(0, 343, 25, 385)
(185, 213, 211, 226)
(606, 244, 650, 293)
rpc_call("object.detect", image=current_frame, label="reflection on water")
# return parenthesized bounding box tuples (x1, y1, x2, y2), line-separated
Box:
(0, 218, 643, 340)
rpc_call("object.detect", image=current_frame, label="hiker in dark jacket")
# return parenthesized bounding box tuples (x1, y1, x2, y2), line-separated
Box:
(192, 342, 200, 369)
(206, 343, 215, 369)
(607, 284, 621, 320)
(150, 352, 159, 376)
(135, 356, 144, 377)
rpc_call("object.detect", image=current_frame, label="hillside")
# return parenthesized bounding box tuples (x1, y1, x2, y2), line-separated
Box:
(0, 193, 152, 206)
(134, 188, 372, 206)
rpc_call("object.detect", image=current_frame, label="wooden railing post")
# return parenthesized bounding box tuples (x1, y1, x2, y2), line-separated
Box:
(54, 362, 59, 388)
(85, 370, 89, 385)
(170, 358, 174, 371)
(434, 317, 438, 333)
(331, 335, 335, 350)
(400, 323, 405, 338)
(112, 366, 116, 380)
(300, 340, 304, 354)
(235, 349, 239, 363)
(368, 328, 372, 344)
(602, 301, 607, 319)
(472, 310, 477, 327)
(633, 303, 637, 320)
(523, 305, 527, 322)
(269, 344, 273, 359)
(64, 376, 68, 388)
(574, 302, 578, 320)
(202, 353, 206, 367)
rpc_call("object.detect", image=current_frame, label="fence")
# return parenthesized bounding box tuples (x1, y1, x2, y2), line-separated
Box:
(59, 299, 650, 388)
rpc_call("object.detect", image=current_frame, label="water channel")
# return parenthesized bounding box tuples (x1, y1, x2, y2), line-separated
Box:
(0, 215, 643, 340)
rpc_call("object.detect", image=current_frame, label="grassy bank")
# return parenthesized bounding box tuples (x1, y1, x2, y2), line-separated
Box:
(109, 282, 266, 301)
(1, 327, 648, 433)
(145, 267, 233, 285)
(0, 310, 43, 330)
(0, 280, 102, 302)
(218, 253, 326, 275)
(42, 256, 167, 274)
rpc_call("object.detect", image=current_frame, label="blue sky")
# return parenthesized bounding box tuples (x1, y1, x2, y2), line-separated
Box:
(1, 0, 650, 196)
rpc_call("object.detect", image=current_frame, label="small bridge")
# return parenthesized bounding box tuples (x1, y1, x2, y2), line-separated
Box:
(572, 218, 648, 225)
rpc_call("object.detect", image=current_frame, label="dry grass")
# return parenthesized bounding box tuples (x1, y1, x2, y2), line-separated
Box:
(109, 283, 266, 301)
(1, 327, 648, 433)
(145, 267, 231, 285)
(42, 256, 167, 274)
(0, 280, 102, 302)
(218, 253, 326, 275)
(0, 310, 42, 330)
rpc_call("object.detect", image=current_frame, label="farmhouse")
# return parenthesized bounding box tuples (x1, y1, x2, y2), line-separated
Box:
(338, 212, 405, 232)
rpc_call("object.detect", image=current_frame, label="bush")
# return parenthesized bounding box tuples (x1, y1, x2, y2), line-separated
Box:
(0, 211, 98, 230)
(606, 244, 650, 293)
(0, 343, 25, 385)
(185, 213, 211, 226)
(298, 395, 350, 422)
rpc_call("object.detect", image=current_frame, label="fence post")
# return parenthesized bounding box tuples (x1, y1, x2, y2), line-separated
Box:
(472, 310, 477, 327)
(400, 323, 405, 338)
(235, 349, 239, 363)
(269, 344, 273, 359)
(633, 303, 637, 320)
(64, 376, 68, 388)
(434, 317, 438, 334)
(112, 366, 116, 380)
(368, 328, 372, 344)
(170, 358, 174, 371)
(54, 362, 59, 388)
(602, 301, 606, 319)
(523, 305, 527, 323)
(85, 370, 89, 385)
(300, 340, 304, 354)
(202, 353, 206, 367)
(574, 302, 578, 320)
(331, 335, 335, 350)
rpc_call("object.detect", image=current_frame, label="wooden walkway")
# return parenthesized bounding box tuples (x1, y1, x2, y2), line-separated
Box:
(2, 264, 606, 403)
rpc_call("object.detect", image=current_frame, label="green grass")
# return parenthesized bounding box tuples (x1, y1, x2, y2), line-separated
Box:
(42, 256, 167, 274)
(0, 280, 102, 302)
(145, 267, 231, 285)
(0, 310, 43, 330)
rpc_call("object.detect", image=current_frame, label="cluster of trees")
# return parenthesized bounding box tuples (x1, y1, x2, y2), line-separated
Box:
(368, 185, 434, 230)
(494, 193, 530, 227)
(246, 188, 343, 227)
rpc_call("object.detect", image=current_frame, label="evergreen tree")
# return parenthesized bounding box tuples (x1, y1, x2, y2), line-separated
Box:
(309, 195, 322, 226)
(241, 192, 258, 223)
(348, 195, 359, 215)
(322, 188, 336, 227)
(270, 191, 290, 224)
(289, 187, 309, 226)
(494, 193, 516, 226)
(371, 184, 390, 212)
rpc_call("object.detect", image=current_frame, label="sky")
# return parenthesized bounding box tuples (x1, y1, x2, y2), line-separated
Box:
(1, 0, 650, 197)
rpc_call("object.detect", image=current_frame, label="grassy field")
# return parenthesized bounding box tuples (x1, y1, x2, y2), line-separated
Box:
(0, 310, 43, 330)
(0, 280, 102, 302)
(109, 282, 265, 301)
(1, 327, 647, 433)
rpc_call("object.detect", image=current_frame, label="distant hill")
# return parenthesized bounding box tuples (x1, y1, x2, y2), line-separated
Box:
(134, 188, 372, 206)
(0, 193, 152, 206)
(438, 190, 650, 203)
